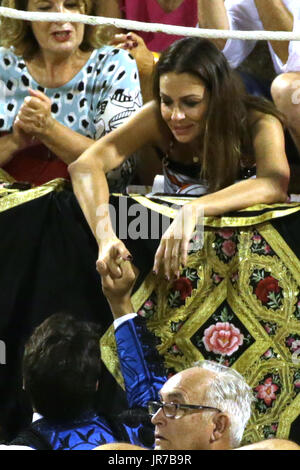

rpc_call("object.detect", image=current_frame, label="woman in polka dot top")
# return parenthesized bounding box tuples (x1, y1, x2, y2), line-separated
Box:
(0, 0, 142, 190)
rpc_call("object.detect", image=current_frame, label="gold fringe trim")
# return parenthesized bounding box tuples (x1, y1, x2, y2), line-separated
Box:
(129, 195, 300, 227)
(0, 178, 67, 213)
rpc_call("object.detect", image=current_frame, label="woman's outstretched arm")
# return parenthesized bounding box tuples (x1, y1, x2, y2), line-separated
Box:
(69, 101, 164, 277)
(153, 113, 290, 280)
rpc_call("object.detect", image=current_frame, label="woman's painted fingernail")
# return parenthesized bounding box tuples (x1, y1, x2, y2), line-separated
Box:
(125, 255, 133, 261)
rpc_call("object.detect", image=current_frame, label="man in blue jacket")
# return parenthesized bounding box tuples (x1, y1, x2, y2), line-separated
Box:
(20, 313, 158, 450)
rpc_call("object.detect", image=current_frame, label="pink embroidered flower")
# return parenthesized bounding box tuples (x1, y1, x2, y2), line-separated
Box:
(255, 276, 280, 303)
(255, 377, 279, 406)
(172, 277, 193, 300)
(212, 273, 222, 284)
(218, 229, 235, 239)
(263, 349, 273, 359)
(294, 380, 300, 389)
(286, 336, 294, 347)
(264, 245, 272, 254)
(203, 322, 244, 356)
(144, 300, 154, 309)
(231, 272, 239, 283)
(222, 240, 237, 258)
(137, 309, 146, 317)
(264, 325, 271, 334)
(252, 234, 262, 244)
(291, 339, 300, 352)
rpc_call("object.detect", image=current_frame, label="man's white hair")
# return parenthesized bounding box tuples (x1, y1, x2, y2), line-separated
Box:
(195, 360, 255, 448)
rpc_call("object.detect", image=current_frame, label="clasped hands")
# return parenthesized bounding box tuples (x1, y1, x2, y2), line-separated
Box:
(13, 88, 54, 149)
(97, 201, 204, 283)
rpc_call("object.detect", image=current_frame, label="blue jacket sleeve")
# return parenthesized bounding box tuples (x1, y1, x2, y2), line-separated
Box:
(115, 316, 167, 409)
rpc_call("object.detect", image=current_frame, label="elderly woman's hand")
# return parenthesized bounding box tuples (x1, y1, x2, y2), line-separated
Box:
(16, 89, 55, 139)
(111, 32, 155, 77)
(12, 116, 37, 150)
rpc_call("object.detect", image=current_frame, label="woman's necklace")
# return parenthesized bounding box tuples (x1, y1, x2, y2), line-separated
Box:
(165, 139, 202, 166)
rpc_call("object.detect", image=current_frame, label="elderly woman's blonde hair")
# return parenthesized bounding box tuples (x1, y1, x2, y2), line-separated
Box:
(0, 0, 103, 58)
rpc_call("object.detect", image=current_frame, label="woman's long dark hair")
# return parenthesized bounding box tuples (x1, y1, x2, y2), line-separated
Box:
(153, 37, 284, 192)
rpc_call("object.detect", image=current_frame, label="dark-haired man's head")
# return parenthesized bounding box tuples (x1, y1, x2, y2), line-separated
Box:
(23, 313, 102, 423)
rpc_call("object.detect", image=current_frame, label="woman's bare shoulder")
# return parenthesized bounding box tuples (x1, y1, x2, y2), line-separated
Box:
(134, 100, 171, 147)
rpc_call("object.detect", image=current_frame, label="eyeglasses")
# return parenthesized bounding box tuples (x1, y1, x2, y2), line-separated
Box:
(148, 401, 221, 420)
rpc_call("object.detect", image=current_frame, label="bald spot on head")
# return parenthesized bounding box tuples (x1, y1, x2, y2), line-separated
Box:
(161, 367, 218, 405)
(93, 443, 146, 450)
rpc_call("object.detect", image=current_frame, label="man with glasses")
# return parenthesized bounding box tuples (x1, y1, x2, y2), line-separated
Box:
(99, 260, 299, 450)
(147, 363, 252, 450)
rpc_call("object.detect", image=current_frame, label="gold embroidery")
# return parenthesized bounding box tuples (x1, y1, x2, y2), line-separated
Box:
(0, 168, 16, 183)
(129, 195, 300, 227)
(101, 207, 300, 444)
(0, 178, 67, 213)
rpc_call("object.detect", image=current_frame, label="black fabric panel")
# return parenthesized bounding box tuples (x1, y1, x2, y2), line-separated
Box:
(271, 211, 300, 260)
(289, 415, 300, 446)
(110, 194, 161, 287)
(0, 190, 127, 437)
(0, 190, 167, 439)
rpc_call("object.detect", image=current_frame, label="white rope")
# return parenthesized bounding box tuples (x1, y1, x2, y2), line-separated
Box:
(0, 6, 300, 42)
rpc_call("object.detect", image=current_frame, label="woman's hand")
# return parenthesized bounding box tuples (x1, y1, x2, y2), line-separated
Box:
(0, 116, 38, 167)
(110, 32, 155, 77)
(12, 117, 36, 150)
(153, 201, 204, 280)
(15, 88, 55, 139)
(96, 237, 133, 279)
(98, 259, 137, 300)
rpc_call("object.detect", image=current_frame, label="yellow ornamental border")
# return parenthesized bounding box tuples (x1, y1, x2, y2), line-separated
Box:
(130, 195, 300, 227)
(0, 178, 67, 213)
